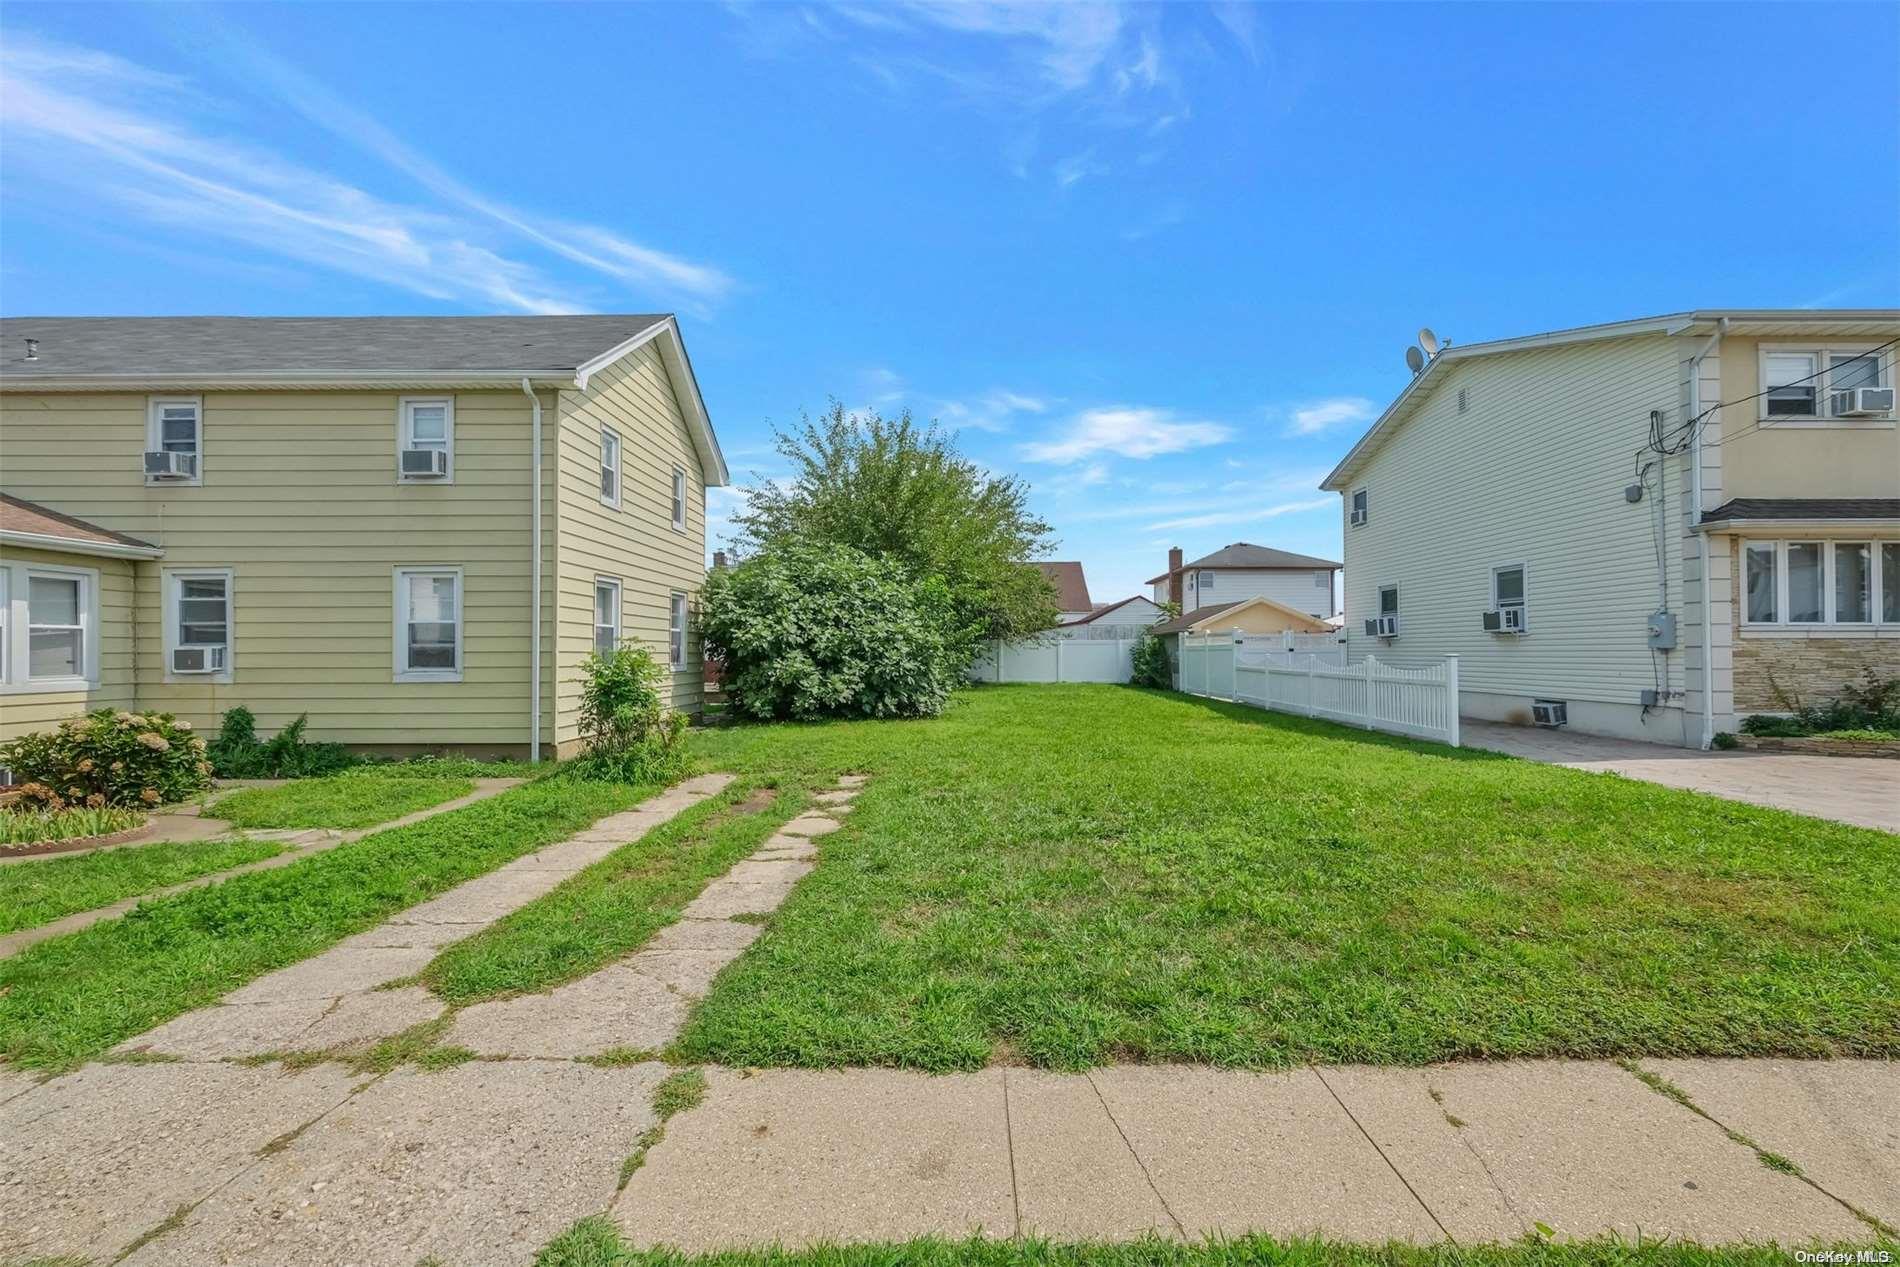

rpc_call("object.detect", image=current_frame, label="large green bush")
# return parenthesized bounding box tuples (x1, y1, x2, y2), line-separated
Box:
(701, 542, 962, 721)
(1129, 631, 1173, 689)
(1, 709, 211, 809)
(565, 645, 687, 783)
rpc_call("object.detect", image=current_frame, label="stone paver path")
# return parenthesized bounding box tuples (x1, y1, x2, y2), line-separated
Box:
(115, 773, 732, 1062)
(1463, 721, 1900, 832)
(0, 777, 526, 960)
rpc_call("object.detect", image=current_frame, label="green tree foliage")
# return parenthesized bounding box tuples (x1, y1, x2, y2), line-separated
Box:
(1129, 631, 1173, 689)
(700, 542, 962, 721)
(566, 645, 687, 783)
(731, 402, 1059, 645)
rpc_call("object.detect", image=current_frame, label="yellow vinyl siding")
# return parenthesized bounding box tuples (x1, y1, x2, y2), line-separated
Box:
(553, 342, 708, 741)
(1, 390, 540, 749)
(0, 545, 136, 741)
(1715, 335, 1900, 500)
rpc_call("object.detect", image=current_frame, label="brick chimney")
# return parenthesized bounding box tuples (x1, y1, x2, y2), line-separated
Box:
(712, 550, 728, 570)
(1167, 546, 1184, 610)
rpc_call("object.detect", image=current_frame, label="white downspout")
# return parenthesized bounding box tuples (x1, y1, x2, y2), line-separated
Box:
(522, 378, 543, 764)
(1687, 317, 1727, 750)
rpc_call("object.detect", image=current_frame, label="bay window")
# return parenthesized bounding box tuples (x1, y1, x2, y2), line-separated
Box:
(1742, 540, 1895, 628)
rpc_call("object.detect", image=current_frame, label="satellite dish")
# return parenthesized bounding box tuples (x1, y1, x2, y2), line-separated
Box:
(1418, 327, 1440, 357)
(1404, 345, 1425, 374)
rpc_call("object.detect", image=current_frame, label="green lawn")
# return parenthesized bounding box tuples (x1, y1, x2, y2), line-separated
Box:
(537, 1220, 1870, 1267)
(424, 779, 800, 1005)
(0, 836, 286, 935)
(0, 776, 656, 1072)
(674, 685, 1900, 1072)
(210, 775, 476, 829)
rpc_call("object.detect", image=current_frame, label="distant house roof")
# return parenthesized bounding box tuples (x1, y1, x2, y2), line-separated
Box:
(0, 493, 162, 558)
(1150, 594, 1333, 636)
(1036, 561, 1093, 611)
(0, 314, 729, 485)
(1700, 498, 1900, 527)
(1057, 595, 1154, 627)
(1145, 542, 1341, 584)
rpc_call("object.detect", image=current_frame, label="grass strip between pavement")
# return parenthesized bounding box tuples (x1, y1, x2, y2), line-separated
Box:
(0, 836, 287, 937)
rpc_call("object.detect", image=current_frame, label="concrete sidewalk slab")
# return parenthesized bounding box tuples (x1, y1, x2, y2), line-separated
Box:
(121, 1061, 667, 1267)
(0, 1062, 358, 1266)
(1314, 1065, 1527, 1244)
(614, 1067, 1015, 1250)
(448, 963, 693, 1058)
(297, 987, 445, 1051)
(1089, 1064, 1443, 1243)
(120, 998, 338, 1059)
(1639, 1057, 1900, 1228)
(224, 945, 437, 1004)
(780, 814, 841, 838)
(679, 866, 812, 918)
(1428, 1060, 1865, 1243)
(1009, 1069, 1178, 1240)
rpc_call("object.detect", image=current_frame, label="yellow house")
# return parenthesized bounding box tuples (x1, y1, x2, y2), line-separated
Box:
(0, 315, 728, 759)
(1150, 596, 1336, 639)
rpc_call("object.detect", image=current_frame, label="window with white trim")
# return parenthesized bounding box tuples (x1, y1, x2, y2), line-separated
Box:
(398, 397, 454, 480)
(594, 577, 622, 655)
(394, 568, 462, 680)
(668, 592, 687, 669)
(600, 428, 622, 508)
(1350, 488, 1368, 526)
(164, 569, 234, 679)
(1742, 540, 1895, 627)
(671, 466, 687, 531)
(27, 571, 86, 680)
(146, 397, 202, 484)
(1492, 565, 1526, 613)
(1760, 346, 1893, 423)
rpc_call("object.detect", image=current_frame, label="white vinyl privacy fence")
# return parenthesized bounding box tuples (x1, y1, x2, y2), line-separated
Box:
(969, 637, 1137, 684)
(1179, 634, 1461, 746)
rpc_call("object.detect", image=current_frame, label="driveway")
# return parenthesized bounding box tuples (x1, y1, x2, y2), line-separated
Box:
(1463, 722, 1899, 833)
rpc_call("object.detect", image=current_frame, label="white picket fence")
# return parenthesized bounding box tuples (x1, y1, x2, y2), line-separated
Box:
(1179, 634, 1461, 746)
(969, 637, 1137, 684)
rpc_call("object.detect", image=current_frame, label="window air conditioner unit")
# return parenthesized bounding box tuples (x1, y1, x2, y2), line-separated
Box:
(1531, 698, 1568, 727)
(401, 448, 450, 478)
(171, 645, 226, 674)
(1364, 614, 1399, 638)
(144, 451, 198, 480)
(1349, 507, 1368, 526)
(1831, 386, 1895, 417)
(1483, 606, 1528, 634)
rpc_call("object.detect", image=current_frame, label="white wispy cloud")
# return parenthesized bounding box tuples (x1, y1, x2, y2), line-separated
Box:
(1283, 396, 1377, 436)
(0, 31, 734, 313)
(1145, 496, 1334, 533)
(1022, 406, 1233, 464)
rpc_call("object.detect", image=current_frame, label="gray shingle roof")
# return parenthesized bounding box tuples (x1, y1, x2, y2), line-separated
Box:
(0, 315, 670, 378)
(1702, 498, 1900, 523)
(1146, 541, 1340, 583)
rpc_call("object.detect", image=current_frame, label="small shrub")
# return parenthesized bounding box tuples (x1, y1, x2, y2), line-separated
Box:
(1813, 728, 1900, 743)
(1, 709, 211, 809)
(565, 645, 688, 784)
(0, 804, 146, 847)
(208, 707, 356, 778)
(1710, 731, 1738, 750)
(1129, 631, 1172, 689)
(1739, 714, 1805, 737)
(1739, 671, 1900, 740)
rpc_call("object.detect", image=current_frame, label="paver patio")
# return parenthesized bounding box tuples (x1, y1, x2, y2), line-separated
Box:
(1463, 721, 1900, 832)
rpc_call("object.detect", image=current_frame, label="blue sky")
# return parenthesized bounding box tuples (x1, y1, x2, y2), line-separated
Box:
(3, 2, 1896, 605)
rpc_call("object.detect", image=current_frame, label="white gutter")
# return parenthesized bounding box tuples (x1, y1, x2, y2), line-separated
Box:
(0, 529, 163, 560)
(522, 377, 544, 765)
(1687, 316, 1728, 750)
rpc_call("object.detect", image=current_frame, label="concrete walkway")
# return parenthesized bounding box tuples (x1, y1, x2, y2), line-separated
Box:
(1464, 722, 1900, 833)
(0, 777, 524, 960)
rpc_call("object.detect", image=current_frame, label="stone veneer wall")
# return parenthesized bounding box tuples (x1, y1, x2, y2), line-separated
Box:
(1728, 547, 1900, 713)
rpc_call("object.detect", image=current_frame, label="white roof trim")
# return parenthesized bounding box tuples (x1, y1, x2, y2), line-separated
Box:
(0, 528, 164, 560)
(1697, 517, 1900, 534)
(2, 372, 581, 390)
(571, 316, 729, 487)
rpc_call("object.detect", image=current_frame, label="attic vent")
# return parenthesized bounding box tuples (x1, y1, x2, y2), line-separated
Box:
(1457, 387, 1469, 414)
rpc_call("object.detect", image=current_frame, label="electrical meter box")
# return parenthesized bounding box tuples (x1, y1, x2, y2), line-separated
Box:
(1647, 611, 1677, 650)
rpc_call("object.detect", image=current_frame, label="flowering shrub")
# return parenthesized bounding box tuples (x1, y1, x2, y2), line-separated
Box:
(0, 709, 212, 809)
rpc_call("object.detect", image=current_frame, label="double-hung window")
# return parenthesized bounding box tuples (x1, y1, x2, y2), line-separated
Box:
(1742, 540, 1895, 628)
(600, 428, 623, 508)
(0, 571, 8, 684)
(668, 592, 687, 669)
(165, 569, 234, 679)
(594, 577, 622, 655)
(394, 568, 462, 681)
(1761, 346, 1893, 425)
(1492, 565, 1527, 615)
(27, 570, 88, 682)
(398, 397, 454, 480)
(671, 466, 687, 531)
(1350, 488, 1369, 526)
(146, 397, 202, 484)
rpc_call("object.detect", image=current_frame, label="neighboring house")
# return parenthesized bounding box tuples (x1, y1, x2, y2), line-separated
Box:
(0, 314, 729, 759)
(1036, 560, 1095, 622)
(1321, 309, 1899, 747)
(1150, 596, 1335, 640)
(1148, 543, 1340, 620)
(1055, 594, 1166, 638)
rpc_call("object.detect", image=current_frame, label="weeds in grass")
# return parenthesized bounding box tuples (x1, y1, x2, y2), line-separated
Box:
(414, 1045, 478, 1072)
(651, 1068, 706, 1119)
(211, 776, 474, 831)
(581, 1047, 660, 1068)
(0, 836, 286, 937)
(350, 1016, 453, 1074)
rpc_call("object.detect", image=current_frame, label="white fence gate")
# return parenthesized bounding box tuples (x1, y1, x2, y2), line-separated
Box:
(970, 637, 1137, 685)
(1179, 634, 1460, 746)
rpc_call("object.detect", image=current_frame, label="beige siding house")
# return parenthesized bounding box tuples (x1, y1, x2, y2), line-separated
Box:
(1322, 310, 1898, 747)
(0, 315, 727, 759)
(1148, 543, 1340, 620)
